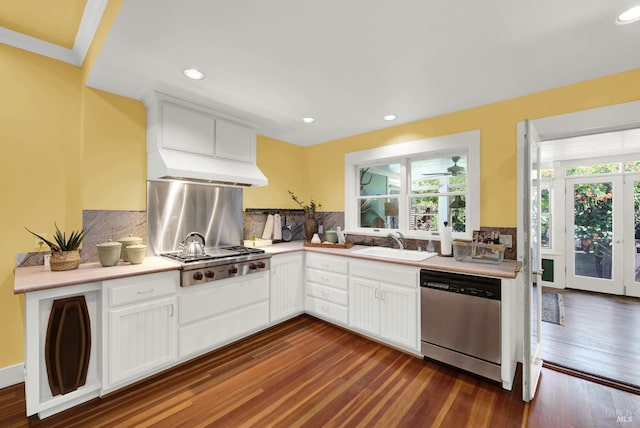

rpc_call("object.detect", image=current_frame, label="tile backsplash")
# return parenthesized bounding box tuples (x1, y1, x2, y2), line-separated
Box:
(16, 209, 517, 267)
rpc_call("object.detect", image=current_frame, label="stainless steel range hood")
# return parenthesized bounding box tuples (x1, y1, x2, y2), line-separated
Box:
(147, 149, 268, 187)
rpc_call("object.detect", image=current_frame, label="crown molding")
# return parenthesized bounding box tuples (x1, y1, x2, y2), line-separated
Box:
(0, 0, 108, 67)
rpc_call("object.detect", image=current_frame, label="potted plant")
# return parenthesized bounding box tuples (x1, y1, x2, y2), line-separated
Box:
(288, 191, 322, 241)
(26, 224, 90, 271)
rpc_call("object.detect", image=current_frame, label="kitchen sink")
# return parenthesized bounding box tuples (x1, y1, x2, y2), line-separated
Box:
(352, 246, 438, 261)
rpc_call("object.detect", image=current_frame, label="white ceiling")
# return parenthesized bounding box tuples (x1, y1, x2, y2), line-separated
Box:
(83, 0, 640, 146)
(542, 128, 640, 164)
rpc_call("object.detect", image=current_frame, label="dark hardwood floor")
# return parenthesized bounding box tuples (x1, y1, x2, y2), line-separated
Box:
(1, 315, 639, 427)
(541, 288, 640, 390)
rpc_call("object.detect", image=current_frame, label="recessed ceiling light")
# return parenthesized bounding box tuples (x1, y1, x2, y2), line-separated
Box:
(383, 114, 397, 121)
(617, 5, 640, 24)
(183, 68, 205, 80)
(302, 117, 315, 124)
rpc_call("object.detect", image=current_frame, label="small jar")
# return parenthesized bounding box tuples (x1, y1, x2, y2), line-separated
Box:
(126, 244, 147, 264)
(117, 235, 143, 262)
(96, 240, 122, 267)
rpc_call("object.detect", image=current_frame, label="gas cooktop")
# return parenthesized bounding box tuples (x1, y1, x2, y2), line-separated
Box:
(160, 245, 271, 286)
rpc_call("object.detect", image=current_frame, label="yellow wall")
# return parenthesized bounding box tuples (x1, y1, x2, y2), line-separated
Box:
(0, 0, 141, 369)
(243, 136, 307, 209)
(285, 68, 640, 225)
(82, 88, 147, 210)
(0, 44, 83, 366)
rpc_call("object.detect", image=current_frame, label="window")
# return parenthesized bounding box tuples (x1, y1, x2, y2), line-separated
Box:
(541, 187, 551, 249)
(345, 131, 480, 239)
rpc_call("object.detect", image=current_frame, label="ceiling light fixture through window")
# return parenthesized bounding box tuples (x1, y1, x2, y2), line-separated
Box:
(302, 117, 315, 124)
(617, 5, 640, 24)
(383, 114, 397, 121)
(183, 68, 205, 80)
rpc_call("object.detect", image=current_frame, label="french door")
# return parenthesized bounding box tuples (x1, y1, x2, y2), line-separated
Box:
(518, 119, 542, 402)
(624, 173, 640, 297)
(565, 176, 624, 294)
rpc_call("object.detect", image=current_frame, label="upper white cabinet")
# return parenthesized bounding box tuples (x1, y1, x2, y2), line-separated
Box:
(149, 94, 257, 164)
(215, 117, 256, 163)
(161, 101, 215, 156)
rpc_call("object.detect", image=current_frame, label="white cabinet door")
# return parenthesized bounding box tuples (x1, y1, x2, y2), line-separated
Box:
(349, 259, 419, 352)
(270, 252, 304, 323)
(349, 276, 380, 336)
(215, 117, 256, 163)
(161, 101, 215, 155)
(379, 283, 417, 350)
(107, 296, 177, 387)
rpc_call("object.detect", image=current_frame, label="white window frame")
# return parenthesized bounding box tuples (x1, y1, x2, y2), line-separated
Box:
(344, 130, 480, 241)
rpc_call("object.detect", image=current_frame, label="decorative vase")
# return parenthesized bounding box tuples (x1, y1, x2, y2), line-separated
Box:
(50, 250, 81, 271)
(303, 213, 319, 242)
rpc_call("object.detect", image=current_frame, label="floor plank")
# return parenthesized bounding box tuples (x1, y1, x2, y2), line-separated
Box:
(1, 315, 639, 427)
(541, 288, 640, 388)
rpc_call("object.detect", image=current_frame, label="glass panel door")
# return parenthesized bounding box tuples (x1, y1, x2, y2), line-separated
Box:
(519, 119, 543, 402)
(624, 173, 640, 297)
(565, 176, 624, 294)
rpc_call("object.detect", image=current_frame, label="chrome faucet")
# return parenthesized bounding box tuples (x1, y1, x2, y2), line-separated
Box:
(388, 231, 405, 250)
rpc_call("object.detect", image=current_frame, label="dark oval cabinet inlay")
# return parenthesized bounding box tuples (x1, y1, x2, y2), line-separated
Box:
(45, 295, 91, 396)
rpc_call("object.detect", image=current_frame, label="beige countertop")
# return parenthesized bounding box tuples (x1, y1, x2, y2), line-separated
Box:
(14, 257, 181, 294)
(15, 242, 520, 294)
(265, 241, 521, 279)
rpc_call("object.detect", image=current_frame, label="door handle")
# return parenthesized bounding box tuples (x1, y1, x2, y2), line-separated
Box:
(614, 240, 622, 244)
(532, 269, 544, 275)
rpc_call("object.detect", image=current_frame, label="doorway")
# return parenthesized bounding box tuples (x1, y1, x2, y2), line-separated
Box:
(540, 134, 640, 389)
(521, 101, 640, 397)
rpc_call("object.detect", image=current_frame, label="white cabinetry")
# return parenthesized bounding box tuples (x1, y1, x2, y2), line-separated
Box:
(24, 283, 101, 419)
(349, 260, 419, 352)
(214, 117, 256, 163)
(305, 253, 349, 325)
(102, 271, 178, 393)
(270, 252, 304, 323)
(153, 95, 256, 163)
(161, 101, 215, 155)
(179, 272, 270, 359)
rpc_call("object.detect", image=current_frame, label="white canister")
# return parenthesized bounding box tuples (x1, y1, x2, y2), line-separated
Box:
(126, 244, 147, 264)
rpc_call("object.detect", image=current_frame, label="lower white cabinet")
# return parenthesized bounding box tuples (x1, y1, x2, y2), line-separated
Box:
(305, 253, 349, 325)
(178, 271, 270, 359)
(102, 271, 179, 392)
(24, 283, 102, 419)
(270, 252, 304, 323)
(349, 260, 419, 352)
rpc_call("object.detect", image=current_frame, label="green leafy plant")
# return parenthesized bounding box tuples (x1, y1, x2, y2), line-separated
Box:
(288, 190, 322, 214)
(26, 224, 90, 252)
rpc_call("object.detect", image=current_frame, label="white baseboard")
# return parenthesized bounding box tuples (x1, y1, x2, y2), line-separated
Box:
(0, 363, 24, 388)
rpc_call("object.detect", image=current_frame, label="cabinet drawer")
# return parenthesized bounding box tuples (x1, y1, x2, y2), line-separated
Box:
(307, 269, 348, 290)
(307, 283, 348, 306)
(350, 261, 418, 288)
(306, 296, 348, 325)
(179, 273, 269, 325)
(305, 253, 348, 274)
(106, 272, 178, 307)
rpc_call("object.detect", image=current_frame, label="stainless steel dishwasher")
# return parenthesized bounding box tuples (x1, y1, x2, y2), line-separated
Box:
(420, 269, 501, 382)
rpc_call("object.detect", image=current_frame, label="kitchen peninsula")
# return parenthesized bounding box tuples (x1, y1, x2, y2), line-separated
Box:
(15, 244, 520, 419)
